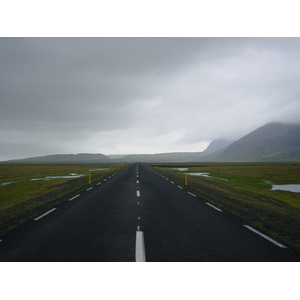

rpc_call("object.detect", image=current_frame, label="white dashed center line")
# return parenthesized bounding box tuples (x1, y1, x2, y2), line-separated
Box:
(137, 190, 140, 197)
(135, 230, 146, 262)
(86, 187, 93, 191)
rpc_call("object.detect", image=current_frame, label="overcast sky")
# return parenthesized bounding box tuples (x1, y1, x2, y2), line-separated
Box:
(0, 37, 299, 160)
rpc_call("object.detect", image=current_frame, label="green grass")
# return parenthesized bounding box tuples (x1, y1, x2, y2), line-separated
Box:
(148, 162, 300, 250)
(0, 163, 127, 234)
(0, 163, 113, 183)
(0, 163, 125, 209)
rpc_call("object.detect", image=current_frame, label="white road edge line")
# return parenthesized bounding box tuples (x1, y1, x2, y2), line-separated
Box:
(86, 187, 93, 191)
(136, 230, 146, 262)
(97, 182, 101, 185)
(206, 202, 222, 212)
(137, 190, 140, 197)
(69, 194, 80, 201)
(177, 185, 183, 189)
(188, 192, 197, 197)
(244, 225, 287, 248)
(34, 208, 57, 221)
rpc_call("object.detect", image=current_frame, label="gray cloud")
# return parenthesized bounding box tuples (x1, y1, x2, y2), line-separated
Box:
(0, 37, 299, 160)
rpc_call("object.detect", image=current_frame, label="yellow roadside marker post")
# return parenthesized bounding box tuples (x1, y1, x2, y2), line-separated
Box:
(185, 175, 188, 186)
(88, 173, 92, 184)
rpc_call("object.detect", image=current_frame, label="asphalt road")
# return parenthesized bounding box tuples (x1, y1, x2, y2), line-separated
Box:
(0, 163, 299, 261)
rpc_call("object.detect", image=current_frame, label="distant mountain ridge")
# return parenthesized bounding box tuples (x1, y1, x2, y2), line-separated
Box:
(213, 122, 300, 162)
(203, 139, 234, 153)
(1, 122, 300, 163)
(116, 152, 207, 163)
(2, 153, 111, 164)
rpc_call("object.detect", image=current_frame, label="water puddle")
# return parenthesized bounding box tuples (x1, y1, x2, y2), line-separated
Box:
(171, 168, 228, 181)
(270, 184, 300, 193)
(0, 181, 20, 187)
(184, 172, 229, 181)
(185, 172, 210, 177)
(172, 168, 188, 171)
(1, 173, 85, 187)
(31, 174, 85, 181)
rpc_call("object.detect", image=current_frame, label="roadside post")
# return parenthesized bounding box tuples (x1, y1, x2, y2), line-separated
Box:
(185, 175, 188, 185)
(88, 173, 92, 184)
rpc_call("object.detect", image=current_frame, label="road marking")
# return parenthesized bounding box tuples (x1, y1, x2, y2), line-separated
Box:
(165, 178, 169, 180)
(244, 225, 287, 248)
(206, 202, 222, 212)
(138, 217, 140, 220)
(177, 185, 183, 189)
(68, 194, 80, 201)
(86, 187, 93, 191)
(34, 208, 57, 221)
(103, 179, 107, 181)
(136, 230, 146, 262)
(170, 181, 174, 184)
(137, 202, 139, 205)
(137, 180, 139, 183)
(137, 190, 140, 197)
(97, 182, 101, 185)
(188, 192, 197, 197)
(137, 175, 139, 178)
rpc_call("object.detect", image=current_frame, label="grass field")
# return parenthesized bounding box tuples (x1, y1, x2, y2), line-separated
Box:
(149, 162, 300, 250)
(0, 163, 126, 234)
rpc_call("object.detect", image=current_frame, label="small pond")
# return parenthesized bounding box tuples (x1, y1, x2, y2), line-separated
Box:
(271, 184, 300, 193)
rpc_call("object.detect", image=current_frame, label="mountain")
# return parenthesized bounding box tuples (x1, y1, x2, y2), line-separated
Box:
(107, 154, 127, 159)
(2, 123, 300, 163)
(203, 139, 234, 153)
(2, 153, 111, 164)
(116, 152, 208, 163)
(212, 123, 300, 162)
